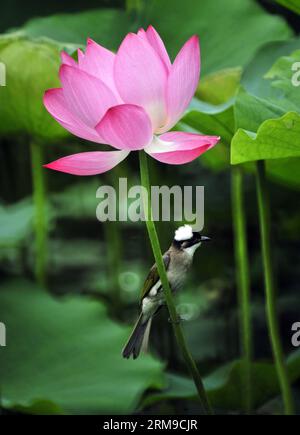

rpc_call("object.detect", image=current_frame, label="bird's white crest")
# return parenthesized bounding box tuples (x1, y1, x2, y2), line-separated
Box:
(174, 224, 193, 241)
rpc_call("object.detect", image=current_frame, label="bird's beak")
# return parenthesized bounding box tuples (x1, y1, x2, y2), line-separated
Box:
(200, 236, 211, 242)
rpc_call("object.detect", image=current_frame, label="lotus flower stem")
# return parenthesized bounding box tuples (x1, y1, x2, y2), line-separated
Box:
(231, 166, 252, 413)
(30, 141, 48, 287)
(255, 160, 294, 415)
(139, 151, 212, 415)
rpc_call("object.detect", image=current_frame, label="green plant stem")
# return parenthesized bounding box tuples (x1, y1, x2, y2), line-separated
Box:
(30, 141, 48, 287)
(231, 166, 252, 413)
(256, 160, 294, 415)
(139, 151, 212, 415)
(105, 221, 122, 313)
(126, 0, 143, 13)
(104, 170, 123, 315)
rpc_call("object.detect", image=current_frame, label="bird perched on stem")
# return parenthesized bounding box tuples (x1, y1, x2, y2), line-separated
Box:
(122, 224, 210, 359)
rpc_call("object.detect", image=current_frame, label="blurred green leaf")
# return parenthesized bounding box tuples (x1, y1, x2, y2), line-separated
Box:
(145, 0, 292, 76)
(179, 67, 239, 172)
(242, 38, 300, 100)
(231, 44, 300, 188)
(196, 144, 230, 173)
(143, 350, 300, 411)
(21, 8, 131, 49)
(264, 49, 300, 110)
(197, 67, 242, 105)
(234, 46, 300, 132)
(50, 176, 144, 225)
(49, 239, 104, 272)
(275, 0, 300, 14)
(181, 99, 234, 146)
(0, 33, 72, 141)
(20, 0, 292, 79)
(0, 280, 164, 414)
(51, 179, 100, 220)
(178, 99, 233, 172)
(0, 198, 33, 247)
(178, 65, 243, 176)
(183, 60, 244, 169)
(234, 87, 286, 132)
(265, 49, 300, 81)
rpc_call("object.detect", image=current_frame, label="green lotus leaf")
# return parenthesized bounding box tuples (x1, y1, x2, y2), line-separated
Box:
(0, 280, 164, 414)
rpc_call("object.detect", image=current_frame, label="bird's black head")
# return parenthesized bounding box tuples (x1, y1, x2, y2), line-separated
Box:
(172, 225, 211, 250)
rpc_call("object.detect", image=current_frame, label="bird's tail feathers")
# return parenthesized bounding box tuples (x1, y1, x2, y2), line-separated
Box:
(122, 313, 151, 359)
(141, 317, 152, 354)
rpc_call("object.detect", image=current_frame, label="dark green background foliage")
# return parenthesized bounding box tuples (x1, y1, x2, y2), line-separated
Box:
(0, 0, 300, 415)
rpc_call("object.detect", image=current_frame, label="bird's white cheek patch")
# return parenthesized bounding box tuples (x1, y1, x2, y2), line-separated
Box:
(185, 242, 201, 257)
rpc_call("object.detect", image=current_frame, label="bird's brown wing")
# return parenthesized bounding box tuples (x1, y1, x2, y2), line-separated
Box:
(140, 253, 170, 302)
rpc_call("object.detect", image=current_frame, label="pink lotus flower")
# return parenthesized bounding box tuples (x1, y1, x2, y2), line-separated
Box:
(44, 26, 220, 175)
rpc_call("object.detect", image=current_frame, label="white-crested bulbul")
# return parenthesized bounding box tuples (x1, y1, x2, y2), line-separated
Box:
(122, 224, 210, 359)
